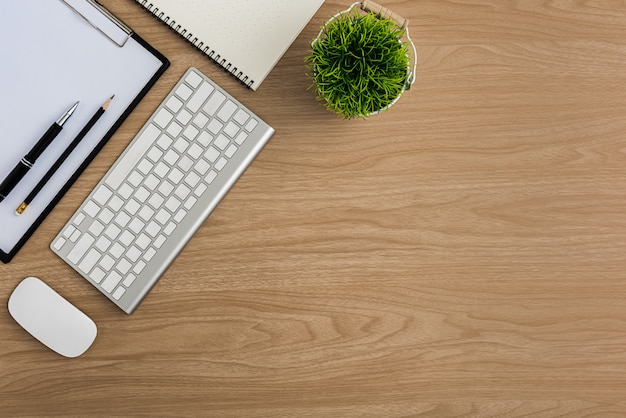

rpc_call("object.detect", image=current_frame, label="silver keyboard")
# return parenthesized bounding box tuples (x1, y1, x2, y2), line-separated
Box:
(51, 67, 274, 314)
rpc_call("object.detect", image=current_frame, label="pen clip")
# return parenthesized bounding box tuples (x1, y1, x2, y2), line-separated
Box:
(61, 0, 133, 47)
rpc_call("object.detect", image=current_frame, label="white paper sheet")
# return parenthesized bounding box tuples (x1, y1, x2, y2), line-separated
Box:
(0, 0, 166, 257)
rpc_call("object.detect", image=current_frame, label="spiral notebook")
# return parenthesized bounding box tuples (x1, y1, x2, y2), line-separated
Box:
(135, 0, 325, 90)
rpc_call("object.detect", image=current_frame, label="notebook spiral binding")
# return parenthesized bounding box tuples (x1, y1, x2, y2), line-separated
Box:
(135, 0, 255, 89)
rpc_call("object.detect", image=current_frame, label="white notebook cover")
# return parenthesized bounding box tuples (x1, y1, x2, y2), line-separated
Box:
(137, 0, 325, 90)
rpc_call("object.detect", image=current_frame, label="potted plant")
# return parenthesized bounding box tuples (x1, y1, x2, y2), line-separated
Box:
(307, 1, 417, 119)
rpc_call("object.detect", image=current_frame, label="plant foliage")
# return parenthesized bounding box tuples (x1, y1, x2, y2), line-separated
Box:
(307, 11, 410, 119)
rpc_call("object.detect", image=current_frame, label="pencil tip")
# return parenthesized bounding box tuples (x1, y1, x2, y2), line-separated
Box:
(103, 95, 114, 110)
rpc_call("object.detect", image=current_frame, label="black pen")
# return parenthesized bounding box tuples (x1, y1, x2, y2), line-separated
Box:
(16, 96, 113, 215)
(0, 101, 79, 203)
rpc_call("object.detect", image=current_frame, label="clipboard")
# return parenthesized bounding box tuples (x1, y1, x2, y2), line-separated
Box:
(0, 0, 169, 263)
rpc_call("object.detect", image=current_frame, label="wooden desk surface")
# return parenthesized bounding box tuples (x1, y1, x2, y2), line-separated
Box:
(3, 1, 626, 416)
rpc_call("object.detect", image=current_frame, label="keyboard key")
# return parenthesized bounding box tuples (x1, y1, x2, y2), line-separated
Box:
(184, 70, 203, 87)
(225, 144, 237, 158)
(154, 162, 170, 178)
(167, 122, 183, 138)
(203, 91, 225, 115)
(98, 208, 114, 224)
(235, 131, 248, 145)
(223, 121, 239, 137)
(138, 206, 155, 222)
(73, 213, 86, 226)
(105, 123, 160, 190)
(146, 221, 161, 237)
(122, 274, 136, 287)
(119, 230, 134, 246)
(207, 119, 223, 134)
(175, 83, 193, 100)
(133, 260, 147, 275)
(69, 229, 81, 242)
(158, 181, 174, 196)
(183, 125, 199, 141)
(67, 233, 95, 264)
(217, 100, 237, 121)
(197, 131, 212, 147)
(63, 225, 76, 239)
(91, 268, 106, 284)
(195, 183, 208, 196)
(157, 133, 173, 150)
(129, 218, 145, 234)
(245, 118, 258, 132)
(116, 258, 132, 275)
(92, 185, 112, 205)
(178, 156, 194, 171)
(109, 195, 124, 212)
(215, 157, 227, 171)
(125, 199, 141, 215)
(205, 146, 220, 162)
(205, 171, 217, 184)
(164, 222, 176, 235)
(165, 196, 181, 212)
(173, 138, 189, 153)
(195, 159, 210, 175)
(168, 168, 184, 184)
(83, 201, 100, 218)
(155, 209, 171, 225)
(214, 134, 229, 150)
(147, 147, 163, 163)
(165, 96, 183, 113)
(110, 242, 125, 259)
(127, 171, 143, 187)
(148, 193, 165, 209)
(185, 172, 201, 188)
(95, 236, 111, 252)
(153, 108, 173, 128)
(100, 255, 115, 271)
(53, 237, 66, 251)
(78, 249, 100, 274)
(234, 109, 249, 125)
(126, 246, 141, 263)
(164, 149, 179, 165)
(135, 186, 150, 202)
(102, 271, 122, 293)
(118, 183, 134, 199)
(144, 247, 157, 262)
(193, 112, 209, 128)
(144, 174, 160, 190)
(187, 144, 203, 160)
(112, 287, 126, 301)
(136, 233, 151, 250)
(104, 224, 121, 240)
(186, 81, 214, 112)
(115, 211, 131, 228)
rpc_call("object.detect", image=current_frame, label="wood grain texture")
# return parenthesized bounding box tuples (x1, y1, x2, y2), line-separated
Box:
(2, 1, 626, 416)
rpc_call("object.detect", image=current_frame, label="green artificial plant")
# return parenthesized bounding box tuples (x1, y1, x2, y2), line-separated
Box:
(307, 10, 411, 119)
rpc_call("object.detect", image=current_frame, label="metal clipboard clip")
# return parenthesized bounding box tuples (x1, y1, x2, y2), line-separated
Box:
(61, 0, 133, 47)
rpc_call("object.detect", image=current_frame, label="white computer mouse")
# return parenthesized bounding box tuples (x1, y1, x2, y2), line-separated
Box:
(8, 277, 97, 358)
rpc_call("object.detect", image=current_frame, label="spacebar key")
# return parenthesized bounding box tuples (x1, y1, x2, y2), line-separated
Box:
(104, 123, 161, 190)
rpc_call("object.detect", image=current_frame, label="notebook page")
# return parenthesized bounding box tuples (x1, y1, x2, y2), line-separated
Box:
(147, 0, 324, 89)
